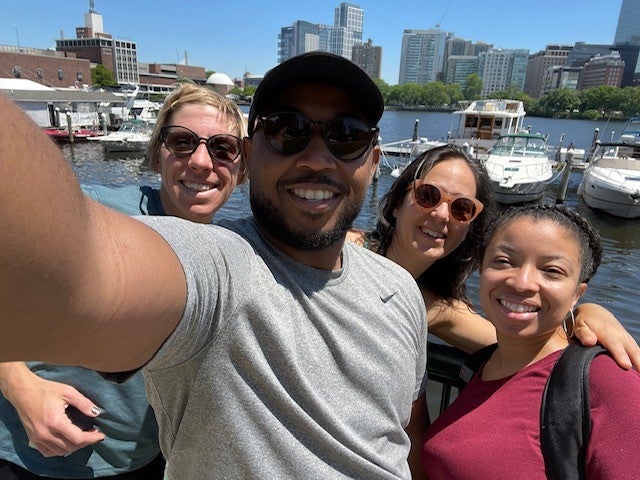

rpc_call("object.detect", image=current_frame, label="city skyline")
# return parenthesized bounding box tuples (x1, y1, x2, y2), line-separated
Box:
(1, 0, 623, 85)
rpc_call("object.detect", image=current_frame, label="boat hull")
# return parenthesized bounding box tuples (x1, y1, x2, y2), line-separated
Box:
(101, 140, 149, 153)
(491, 181, 548, 204)
(579, 168, 640, 219)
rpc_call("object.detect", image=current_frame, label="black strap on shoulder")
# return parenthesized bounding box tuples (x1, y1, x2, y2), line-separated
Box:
(459, 343, 497, 384)
(540, 343, 608, 480)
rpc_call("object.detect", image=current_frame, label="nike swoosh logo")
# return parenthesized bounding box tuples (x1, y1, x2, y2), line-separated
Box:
(380, 292, 396, 303)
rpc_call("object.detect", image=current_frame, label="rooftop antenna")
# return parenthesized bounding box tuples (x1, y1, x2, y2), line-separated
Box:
(89, 0, 97, 13)
(435, 0, 453, 28)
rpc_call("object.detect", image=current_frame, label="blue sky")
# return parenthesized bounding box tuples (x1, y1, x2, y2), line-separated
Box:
(1, 0, 623, 85)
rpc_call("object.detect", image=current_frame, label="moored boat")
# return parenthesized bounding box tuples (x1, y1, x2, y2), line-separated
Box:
(578, 140, 640, 218)
(483, 132, 561, 204)
(387, 99, 528, 178)
(446, 99, 526, 156)
(88, 119, 153, 153)
(44, 128, 103, 142)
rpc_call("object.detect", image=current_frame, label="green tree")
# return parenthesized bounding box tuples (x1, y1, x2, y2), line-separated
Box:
(242, 86, 257, 97)
(619, 86, 640, 118)
(420, 82, 450, 107)
(537, 88, 580, 117)
(373, 77, 391, 104)
(444, 83, 464, 105)
(463, 74, 482, 100)
(579, 86, 622, 116)
(90, 64, 117, 87)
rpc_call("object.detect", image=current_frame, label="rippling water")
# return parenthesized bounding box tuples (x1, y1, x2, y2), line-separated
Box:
(61, 109, 640, 343)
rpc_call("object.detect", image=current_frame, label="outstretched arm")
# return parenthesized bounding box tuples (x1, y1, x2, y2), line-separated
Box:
(424, 290, 496, 354)
(0, 362, 105, 457)
(0, 95, 185, 371)
(574, 303, 640, 370)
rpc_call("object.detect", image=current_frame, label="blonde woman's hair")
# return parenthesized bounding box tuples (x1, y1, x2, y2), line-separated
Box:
(147, 83, 247, 181)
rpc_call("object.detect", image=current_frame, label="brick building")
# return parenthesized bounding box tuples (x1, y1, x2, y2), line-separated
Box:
(0, 46, 91, 89)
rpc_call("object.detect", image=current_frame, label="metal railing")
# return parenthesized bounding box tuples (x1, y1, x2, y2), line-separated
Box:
(426, 341, 469, 415)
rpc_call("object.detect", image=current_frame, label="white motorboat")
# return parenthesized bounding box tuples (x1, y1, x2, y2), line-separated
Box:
(384, 99, 528, 178)
(447, 99, 527, 156)
(390, 99, 528, 178)
(89, 120, 153, 153)
(483, 132, 560, 204)
(620, 116, 640, 140)
(578, 141, 640, 218)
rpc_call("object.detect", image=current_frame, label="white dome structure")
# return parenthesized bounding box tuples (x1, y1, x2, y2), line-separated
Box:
(206, 72, 234, 95)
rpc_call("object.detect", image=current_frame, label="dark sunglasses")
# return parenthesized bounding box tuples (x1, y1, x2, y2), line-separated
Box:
(161, 125, 241, 164)
(412, 182, 484, 223)
(256, 111, 379, 162)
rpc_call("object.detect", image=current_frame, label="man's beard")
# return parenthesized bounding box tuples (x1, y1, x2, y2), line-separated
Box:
(250, 189, 363, 252)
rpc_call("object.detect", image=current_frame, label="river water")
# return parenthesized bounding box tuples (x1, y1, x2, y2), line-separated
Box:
(60, 109, 640, 343)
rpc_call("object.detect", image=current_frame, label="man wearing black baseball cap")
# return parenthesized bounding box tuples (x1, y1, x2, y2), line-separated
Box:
(0, 52, 428, 479)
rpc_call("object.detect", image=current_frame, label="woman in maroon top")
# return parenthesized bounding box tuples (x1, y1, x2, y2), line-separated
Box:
(422, 204, 640, 479)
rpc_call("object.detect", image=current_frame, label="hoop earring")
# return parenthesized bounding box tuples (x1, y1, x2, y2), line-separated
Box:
(563, 309, 576, 339)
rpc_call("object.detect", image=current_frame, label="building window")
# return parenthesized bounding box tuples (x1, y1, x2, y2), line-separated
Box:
(13, 66, 21, 78)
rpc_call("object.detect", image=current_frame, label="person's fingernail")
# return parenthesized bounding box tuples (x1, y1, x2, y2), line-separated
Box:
(91, 406, 103, 416)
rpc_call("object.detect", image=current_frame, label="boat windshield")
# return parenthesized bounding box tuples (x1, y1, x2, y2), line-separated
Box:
(491, 135, 548, 156)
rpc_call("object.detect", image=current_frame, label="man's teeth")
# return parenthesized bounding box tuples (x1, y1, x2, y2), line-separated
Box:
(420, 227, 444, 239)
(293, 189, 335, 200)
(500, 299, 538, 313)
(184, 181, 213, 192)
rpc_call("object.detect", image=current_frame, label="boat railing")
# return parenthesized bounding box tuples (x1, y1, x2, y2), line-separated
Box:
(484, 158, 553, 178)
(426, 341, 469, 415)
(594, 157, 640, 171)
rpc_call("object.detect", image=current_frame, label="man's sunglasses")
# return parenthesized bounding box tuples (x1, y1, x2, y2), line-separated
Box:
(161, 125, 242, 165)
(412, 182, 484, 223)
(256, 111, 379, 162)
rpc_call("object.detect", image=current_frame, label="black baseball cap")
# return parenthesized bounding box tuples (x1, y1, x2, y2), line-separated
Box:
(248, 51, 384, 135)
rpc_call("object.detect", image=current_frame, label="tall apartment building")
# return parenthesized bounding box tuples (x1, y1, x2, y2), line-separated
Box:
(578, 54, 625, 90)
(614, 0, 640, 45)
(478, 48, 529, 97)
(398, 29, 447, 85)
(55, 2, 139, 85)
(443, 55, 479, 86)
(524, 44, 573, 98)
(441, 36, 491, 84)
(540, 65, 582, 96)
(612, 0, 640, 86)
(278, 3, 363, 63)
(565, 42, 612, 67)
(332, 3, 363, 60)
(278, 21, 332, 63)
(351, 39, 381, 78)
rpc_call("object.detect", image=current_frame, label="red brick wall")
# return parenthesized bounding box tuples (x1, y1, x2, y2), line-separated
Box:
(0, 51, 92, 88)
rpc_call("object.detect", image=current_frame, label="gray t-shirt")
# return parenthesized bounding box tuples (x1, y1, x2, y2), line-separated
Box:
(139, 216, 427, 480)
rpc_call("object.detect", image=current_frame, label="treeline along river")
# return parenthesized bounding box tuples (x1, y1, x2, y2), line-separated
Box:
(61, 109, 640, 344)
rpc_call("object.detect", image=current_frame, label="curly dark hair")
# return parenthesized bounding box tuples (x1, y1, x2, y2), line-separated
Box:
(366, 144, 496, 306)
(480, 204, 603, 283)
